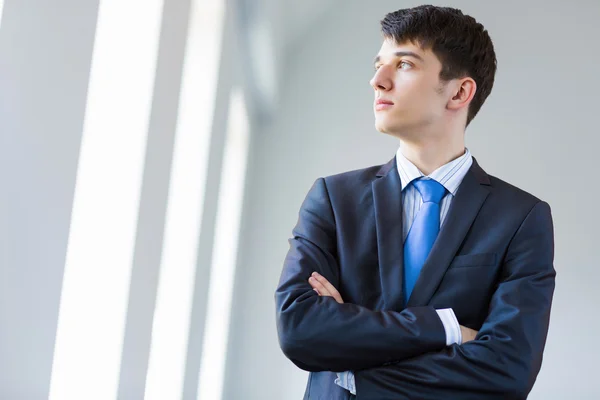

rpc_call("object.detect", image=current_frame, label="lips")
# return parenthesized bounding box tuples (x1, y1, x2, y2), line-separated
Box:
(375, 99, 394, 111)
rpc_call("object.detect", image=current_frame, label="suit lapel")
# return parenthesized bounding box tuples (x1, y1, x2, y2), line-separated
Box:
(407, 157, 492, 307)
(372, 157, 406, 311)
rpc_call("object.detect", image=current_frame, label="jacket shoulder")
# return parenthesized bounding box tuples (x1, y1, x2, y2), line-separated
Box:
(321, 162, 388, 189)
(313, 161, 391, 207)
(487, 174, 546, 206)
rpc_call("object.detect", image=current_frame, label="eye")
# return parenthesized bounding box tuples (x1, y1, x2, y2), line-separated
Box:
(374, 61, 412, 71)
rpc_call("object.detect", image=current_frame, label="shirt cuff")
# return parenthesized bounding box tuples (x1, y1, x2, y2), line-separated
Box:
(335, 371, 356, 395)
(435, 308, 462, 345)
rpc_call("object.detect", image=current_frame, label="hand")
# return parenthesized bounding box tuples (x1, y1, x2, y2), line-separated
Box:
(460, 325, 478, 343)
(308, 272, 344, 304)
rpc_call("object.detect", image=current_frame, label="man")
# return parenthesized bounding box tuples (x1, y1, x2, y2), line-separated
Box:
(274, 5, 555, 400)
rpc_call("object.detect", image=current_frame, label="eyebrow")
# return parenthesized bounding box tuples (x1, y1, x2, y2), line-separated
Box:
(374, 51, 425, 65)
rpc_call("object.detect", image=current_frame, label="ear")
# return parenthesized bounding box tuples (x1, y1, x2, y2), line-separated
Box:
(447, 78, 476, 111)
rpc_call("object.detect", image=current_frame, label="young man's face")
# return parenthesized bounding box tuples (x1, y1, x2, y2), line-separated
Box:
(370, 39, 450, 138)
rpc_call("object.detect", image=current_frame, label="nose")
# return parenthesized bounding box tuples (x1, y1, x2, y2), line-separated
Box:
(370, 66, 392, 92)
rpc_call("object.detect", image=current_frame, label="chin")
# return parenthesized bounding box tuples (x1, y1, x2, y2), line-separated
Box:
(375, 119, 399, 135)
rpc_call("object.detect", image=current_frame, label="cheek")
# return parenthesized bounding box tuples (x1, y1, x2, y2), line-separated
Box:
(393, 77, 427, 102)
(400, 82, 442, 111)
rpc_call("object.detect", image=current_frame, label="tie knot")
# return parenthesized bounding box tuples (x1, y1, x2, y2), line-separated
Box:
(412, 178, 446, 204)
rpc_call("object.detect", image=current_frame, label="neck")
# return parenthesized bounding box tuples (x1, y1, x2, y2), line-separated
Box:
(399, 134, 466, 176)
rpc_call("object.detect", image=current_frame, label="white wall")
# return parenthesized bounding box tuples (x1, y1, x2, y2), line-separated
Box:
(0, 0, 243, 398)
(1, 0, 598, 399)
(225, 1, 600, 399)
(0, 1, 98, 397)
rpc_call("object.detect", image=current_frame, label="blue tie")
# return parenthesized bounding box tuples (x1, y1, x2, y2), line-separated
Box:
(403, 178, 447, 303)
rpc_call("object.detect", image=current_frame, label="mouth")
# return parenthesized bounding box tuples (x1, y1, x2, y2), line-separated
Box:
(375, 102, 394, 111)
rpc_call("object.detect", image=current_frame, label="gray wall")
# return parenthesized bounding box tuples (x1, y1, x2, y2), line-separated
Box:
(1, 0, 598, 399)
(226, 1, 600, 399)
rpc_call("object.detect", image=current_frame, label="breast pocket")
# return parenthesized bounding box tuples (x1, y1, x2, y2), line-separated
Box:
(449, 252, 498, 269)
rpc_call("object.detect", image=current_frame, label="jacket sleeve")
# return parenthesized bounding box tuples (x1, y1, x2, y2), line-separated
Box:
(275, 178, 447, 372)
(353, 201, 556, 400)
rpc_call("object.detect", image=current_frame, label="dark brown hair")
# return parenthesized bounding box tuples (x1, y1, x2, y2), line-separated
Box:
(381, 5, 497, 127)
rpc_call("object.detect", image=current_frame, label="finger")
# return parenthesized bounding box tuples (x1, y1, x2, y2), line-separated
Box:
(308, 276, 331, 297)
(308, 275, 329, 295)
(308, 278, 322, 294)
(312, 272, 343, 303)
(312, 273, 344, 304)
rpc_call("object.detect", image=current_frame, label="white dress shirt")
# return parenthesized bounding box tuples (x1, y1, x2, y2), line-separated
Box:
(335, 146, 474, 395)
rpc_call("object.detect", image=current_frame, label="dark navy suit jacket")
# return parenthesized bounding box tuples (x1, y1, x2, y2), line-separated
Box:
(275, 156, 555, 400)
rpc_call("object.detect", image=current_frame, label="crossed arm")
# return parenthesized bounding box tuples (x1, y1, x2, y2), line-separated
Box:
(309, 271, 478, 396)
(308, 272, 478, 342)
(275, 178, 556, 399)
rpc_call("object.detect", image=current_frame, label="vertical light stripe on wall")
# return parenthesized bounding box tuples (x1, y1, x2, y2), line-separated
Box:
(197, 88, 250, 400)
(48, 1, 164, 400)
(143, 0, 226, 399)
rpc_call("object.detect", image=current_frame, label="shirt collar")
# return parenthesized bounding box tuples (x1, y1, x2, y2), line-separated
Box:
(395, 146, 473, 196)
